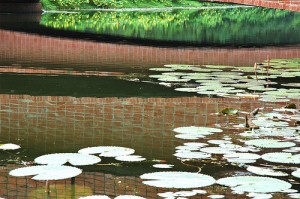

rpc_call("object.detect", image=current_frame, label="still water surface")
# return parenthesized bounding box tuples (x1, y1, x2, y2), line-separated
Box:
(0, 5, 300, 199)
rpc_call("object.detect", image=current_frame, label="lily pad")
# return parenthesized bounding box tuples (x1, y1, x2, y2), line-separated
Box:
(140, 171, 215, 189)
(0, 143, 21, 150)
(217, 176, 291, 193)
(34, 153, 101, 166)
(153, 164, 174, 169)
(9, 165, 82, 180)
(261, 152, 300, 164)
(115, 155, 145, 162)
(245, 139, 295, 148)
(174, 151, 211, 159)
(78, 146, 135, 157)
(246, 166, 288, 177)
(292, 169, 300, 178)
(173, 126, 223, 135)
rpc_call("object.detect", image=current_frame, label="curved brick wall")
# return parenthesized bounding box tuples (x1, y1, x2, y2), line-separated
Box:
(206, 0, 300, 12)
(1, 30, 300, 68)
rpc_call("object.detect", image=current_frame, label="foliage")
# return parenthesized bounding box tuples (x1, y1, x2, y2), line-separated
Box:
(40, 8, 300, 45)
(41, 0, 210, 9)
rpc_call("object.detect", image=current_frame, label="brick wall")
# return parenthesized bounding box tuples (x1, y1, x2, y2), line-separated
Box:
(206, 0, 300, 12)
(1, 30, 300, 69)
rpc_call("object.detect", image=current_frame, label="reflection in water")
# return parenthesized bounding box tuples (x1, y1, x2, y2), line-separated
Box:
(1, 6, 300, 198)
(41, 7, 300, 46)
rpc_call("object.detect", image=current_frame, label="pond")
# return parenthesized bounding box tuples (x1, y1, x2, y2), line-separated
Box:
(0, 4, 300, 199)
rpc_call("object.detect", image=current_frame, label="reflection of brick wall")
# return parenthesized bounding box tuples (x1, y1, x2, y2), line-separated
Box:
(0, 95, 297, 198)
(0, 94, 291, 160)
(206, 0, 300, 12)
(1, 30, 300, 69)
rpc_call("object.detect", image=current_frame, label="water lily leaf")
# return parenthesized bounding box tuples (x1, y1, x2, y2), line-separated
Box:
(220, 108, 239, 115)
(0, 143, 21, 150)
(173, 191, 197, 197)
(115, 155, 145, 162)
(200, 147, 235, 154)
(208, 195, 225, 198)
(246, 193, 272, 199)
(174, 151, 211, 160)
(248, 86, 276, 91)
(184, 142, 208, 148)
(208, 140, 232, 145)
(204, 65, 234, 69)
(153, 164, 174, 169)
(217, 176, 291, 193)
(149, 68, 175, 72)
(140, 171, 215, 189)
(34, 153, 101, 166)
(245, 139, 295, 148)
(9, 165, 82, 180)
(164, 64, 199, 71)
(173, 126, 223, 135)
(193, 189, 207, 194)
(251, 118, 289, 128)
(175, 134, 204, 140)
(282, 83, 300, 88)
(176, 145, 202, 151)
(158, 76, 191, 82)
(246, 166, 288, 177)
(261, 152, 300, 164)
(223, 153, 260, 160)
(174, 87, 199, 92)
(288, 193, 300, 199)
(78, 146, 135, 157)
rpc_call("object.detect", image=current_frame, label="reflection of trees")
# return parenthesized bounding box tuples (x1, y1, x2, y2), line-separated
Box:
(40, 8, 300, 45)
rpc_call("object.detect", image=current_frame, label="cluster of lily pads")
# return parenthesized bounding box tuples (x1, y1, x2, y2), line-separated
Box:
(8, 145, 178, 198)
(142, 104, 299, 198)
(148, 58, 300, 102)
(9, 146, 148, 180)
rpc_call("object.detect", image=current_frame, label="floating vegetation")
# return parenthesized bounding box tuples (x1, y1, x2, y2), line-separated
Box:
(9, 165, 82, 180)
(174, 151, 211, 160)
(78, 146, 135, 157)
(251, 118, 289, 128)
(115, 155, 146, 162)
(34, 153, 101, 166)
(200, 147, 235, 154)
(153, 164, 174, 169)
(246, 166, 288, 177)
(208, 195, 225, 199)
(158, 190, 197, 198)
(146, 57, 300, 101)
(261, 152, 300, 164)
(0, 143, 21, 150)
(217, 176, 291, 193)
(223, 153, 260, 162)
(245, 139, 296, 148)
(140, 171, 215, 189)
(173, 126, 223, 136)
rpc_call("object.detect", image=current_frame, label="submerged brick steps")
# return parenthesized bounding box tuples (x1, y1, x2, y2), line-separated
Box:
(207, 0, 300, 12)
